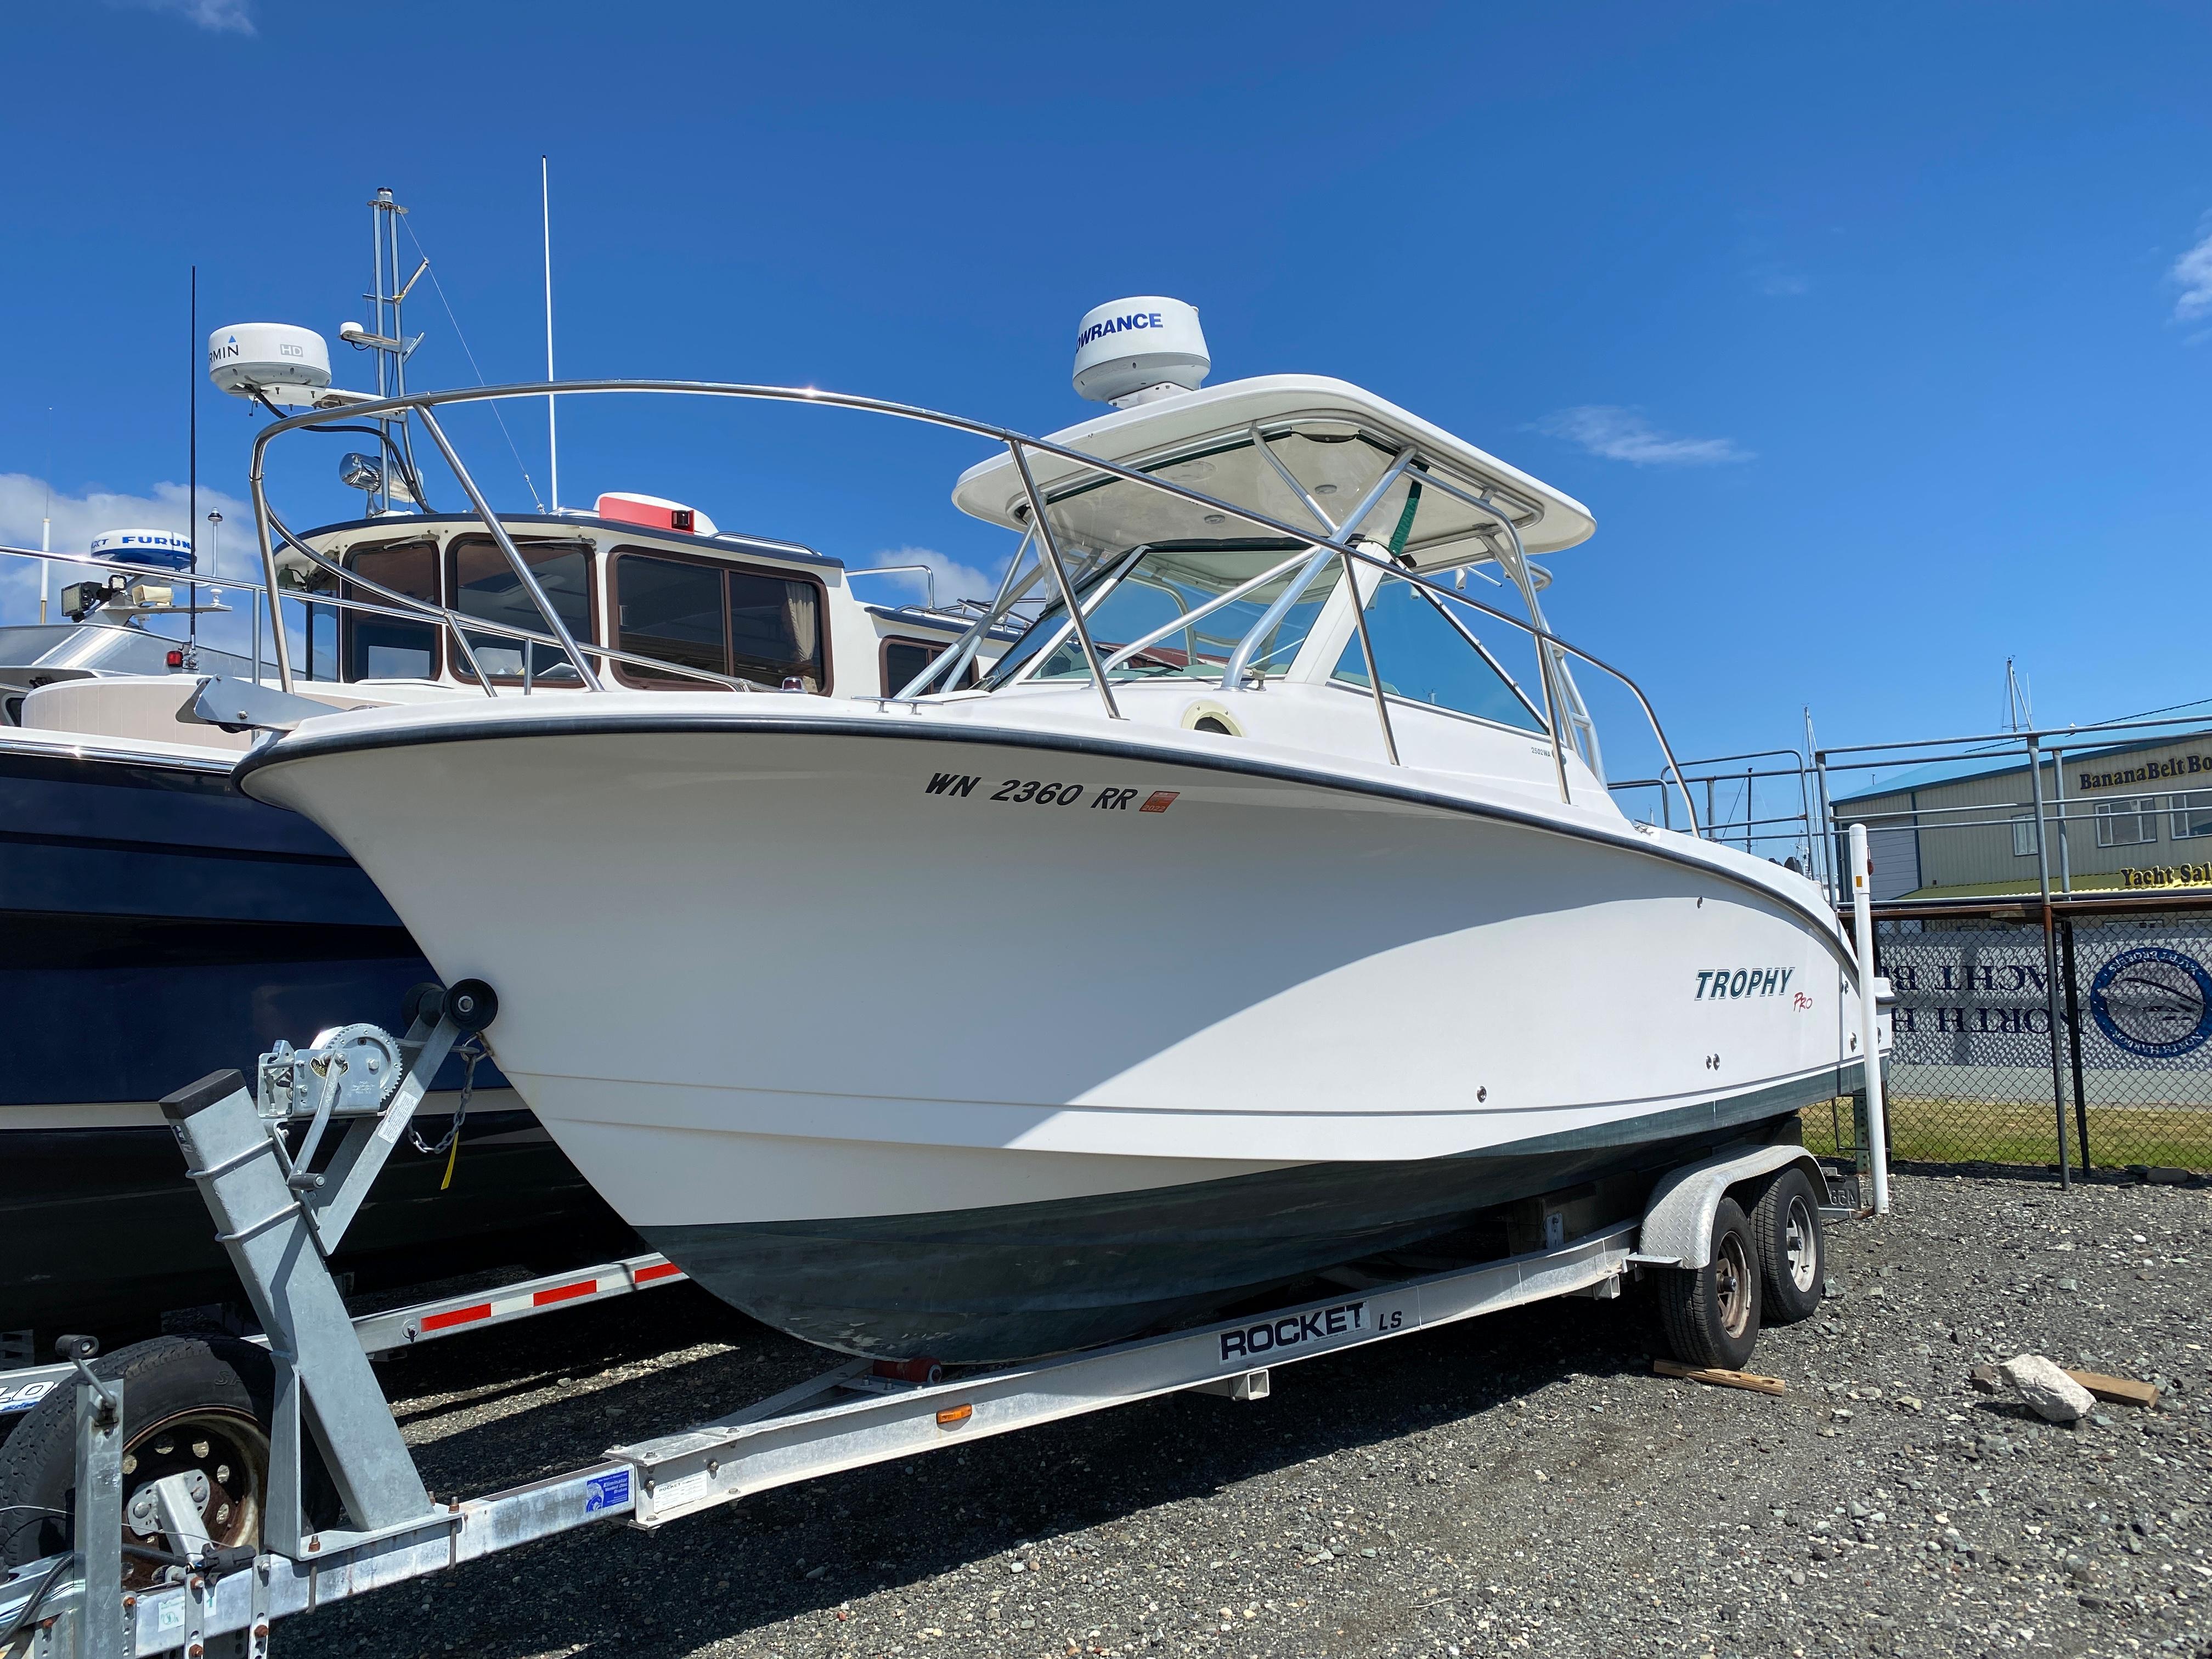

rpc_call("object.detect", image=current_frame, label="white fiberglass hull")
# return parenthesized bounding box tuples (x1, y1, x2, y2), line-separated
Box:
(241, 699, 1866, 1359)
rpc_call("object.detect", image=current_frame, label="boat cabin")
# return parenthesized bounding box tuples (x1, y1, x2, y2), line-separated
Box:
(7, 492, 1001, 751)
(280, 493, 989, 699)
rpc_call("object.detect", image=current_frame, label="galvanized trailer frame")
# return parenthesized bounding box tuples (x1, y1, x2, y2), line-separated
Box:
(0, 1255, 689, 1430)
(0, 1005, 1834, 1659)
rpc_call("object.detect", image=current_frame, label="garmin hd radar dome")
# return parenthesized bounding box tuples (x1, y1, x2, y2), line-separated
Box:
(1071, 297, 1209, 407)
(206, 322, 333, 407)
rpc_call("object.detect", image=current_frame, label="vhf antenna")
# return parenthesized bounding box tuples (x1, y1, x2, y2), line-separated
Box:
(543, 155, 559, 514)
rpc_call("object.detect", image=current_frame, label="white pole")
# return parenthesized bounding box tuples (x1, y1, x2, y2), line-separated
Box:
(38, 509, 50, 624)
(542, 154, 558, 513)
(1848, 822, 1891, 1215)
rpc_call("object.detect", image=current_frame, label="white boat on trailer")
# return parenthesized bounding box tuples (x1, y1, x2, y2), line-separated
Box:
(225, 300, 1883, 1367)
(0, 994, 1853, 1656)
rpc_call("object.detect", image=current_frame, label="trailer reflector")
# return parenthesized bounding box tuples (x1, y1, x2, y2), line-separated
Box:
(421, 1303, 494, 1333)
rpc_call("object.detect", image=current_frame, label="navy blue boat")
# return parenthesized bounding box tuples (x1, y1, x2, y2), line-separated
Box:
(0, 710, 635, 1340)
(0, 498, 993, 1345)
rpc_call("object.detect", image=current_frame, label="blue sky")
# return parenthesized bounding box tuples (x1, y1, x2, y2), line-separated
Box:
(3, 1, 2208, 774)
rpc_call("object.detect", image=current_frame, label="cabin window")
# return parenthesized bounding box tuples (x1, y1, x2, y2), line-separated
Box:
(882, 637, 979, 695)
(2095, 797, 2159, 848)
(2172, 790, 2212, 841)
(613, 550, 827, 690)
(1331, 574, 1547, 733)
(729, 570, 823, 690)
(340, 539, 440, 681)
(448, 537, 595, 683)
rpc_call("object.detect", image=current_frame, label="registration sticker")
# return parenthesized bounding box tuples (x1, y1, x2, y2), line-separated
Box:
(583, 1470, 631, 1514)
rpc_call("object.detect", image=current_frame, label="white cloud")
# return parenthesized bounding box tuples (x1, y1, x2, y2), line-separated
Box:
(1753, 264, 1812, 298)
(1531, 407, 1752, 467)
(114, 0, 255, 32)
(844, 544, 1002, 612)
(2172, 221, 2212, 323)
(0, 474, 261, 622)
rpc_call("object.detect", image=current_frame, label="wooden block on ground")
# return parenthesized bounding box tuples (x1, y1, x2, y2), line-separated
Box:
(1652, 1358, 1787, 1396)
(2064, 1369, 2159, 1409)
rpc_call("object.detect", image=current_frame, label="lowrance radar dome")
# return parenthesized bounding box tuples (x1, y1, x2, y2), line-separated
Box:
(1072, 296, 1209, 407)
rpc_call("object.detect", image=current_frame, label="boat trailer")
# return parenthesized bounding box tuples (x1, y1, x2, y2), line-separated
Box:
(0, 995, 1845, 1658)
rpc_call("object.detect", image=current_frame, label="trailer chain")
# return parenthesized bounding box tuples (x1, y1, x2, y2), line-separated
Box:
(405, 1041, 482, 1159)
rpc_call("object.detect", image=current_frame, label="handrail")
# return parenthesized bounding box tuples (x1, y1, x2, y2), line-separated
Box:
(1220, 448, 1414, 690)
(240, 377, 1694, 824)
(229, 574, 770, 693)
(1008, 439, 1121, 721)
(0, 543, 268, 591)
(899, 529, 1037, 698)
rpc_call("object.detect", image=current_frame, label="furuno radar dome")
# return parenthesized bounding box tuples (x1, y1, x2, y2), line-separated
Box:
(1071, 297, 1209, 407)
(88, 528, 194, 572)
(207, 322, 334, 407)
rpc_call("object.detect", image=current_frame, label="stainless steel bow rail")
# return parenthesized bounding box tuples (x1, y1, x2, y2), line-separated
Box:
(0, 992, 1842, 1659)
(222, 377, 1701, 829)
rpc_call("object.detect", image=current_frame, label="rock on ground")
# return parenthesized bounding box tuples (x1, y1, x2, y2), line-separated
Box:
(279, 1171, 2212, 1659)
(2001, 1355, 2097, 1424)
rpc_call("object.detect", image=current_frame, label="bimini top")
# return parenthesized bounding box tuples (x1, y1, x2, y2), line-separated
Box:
(951, 374, 1596, 569)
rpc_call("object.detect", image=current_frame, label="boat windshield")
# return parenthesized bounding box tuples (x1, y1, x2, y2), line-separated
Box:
(983, 541, 1337, 688)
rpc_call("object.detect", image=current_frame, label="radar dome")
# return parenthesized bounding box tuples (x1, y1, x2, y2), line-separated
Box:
(208, 323, 332, 406)
(88, 528, 194, 572)
(1072, 297, 1209, 407)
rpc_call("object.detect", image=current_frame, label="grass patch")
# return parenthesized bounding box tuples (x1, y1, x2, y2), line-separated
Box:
(1798, 1096, 2211, 1174)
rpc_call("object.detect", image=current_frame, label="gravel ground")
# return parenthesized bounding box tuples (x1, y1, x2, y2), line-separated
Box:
(281, 1171, 2212, 1659)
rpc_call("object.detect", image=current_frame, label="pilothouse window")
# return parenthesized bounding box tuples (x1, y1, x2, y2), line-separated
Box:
(883, 637, 979, 696)
(449, 537, 594, 683)
(614, 550, 826, 690)
(340, 539, 439, 681)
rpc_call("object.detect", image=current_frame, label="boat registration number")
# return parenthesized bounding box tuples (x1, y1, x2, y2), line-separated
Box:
(923, 771, 1178, 812)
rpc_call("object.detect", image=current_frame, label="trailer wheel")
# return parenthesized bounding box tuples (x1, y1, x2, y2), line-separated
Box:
(1750, 1166, 1825, 1325)
(0, 1336, 332, 1586)
(1655, 1197, 1761, 1370)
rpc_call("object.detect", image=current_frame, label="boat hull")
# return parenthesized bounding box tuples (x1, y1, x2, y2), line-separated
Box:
(242, 709, 1864, 1361)
(641, 1088, 1836, 1359)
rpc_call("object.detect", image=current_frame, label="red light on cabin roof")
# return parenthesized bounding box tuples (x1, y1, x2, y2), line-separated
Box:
(165, 650, 185, 669)
(596, 492, 698, 534)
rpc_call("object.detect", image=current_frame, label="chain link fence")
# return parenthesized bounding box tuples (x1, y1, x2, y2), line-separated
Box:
(1799, 902, 2212, 1176)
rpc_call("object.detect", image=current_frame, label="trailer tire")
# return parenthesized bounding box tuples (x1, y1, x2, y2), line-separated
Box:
(1750, 1166, 1825, 1325)
(1655, 1197, 1761, 1370)
(0, 1336, 335, 1584)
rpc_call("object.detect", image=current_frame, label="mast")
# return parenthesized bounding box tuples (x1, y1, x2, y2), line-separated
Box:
(363, 188, 420, 516)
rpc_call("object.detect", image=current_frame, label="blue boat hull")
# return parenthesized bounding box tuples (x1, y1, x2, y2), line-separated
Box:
(0, 743, 634, 1336)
